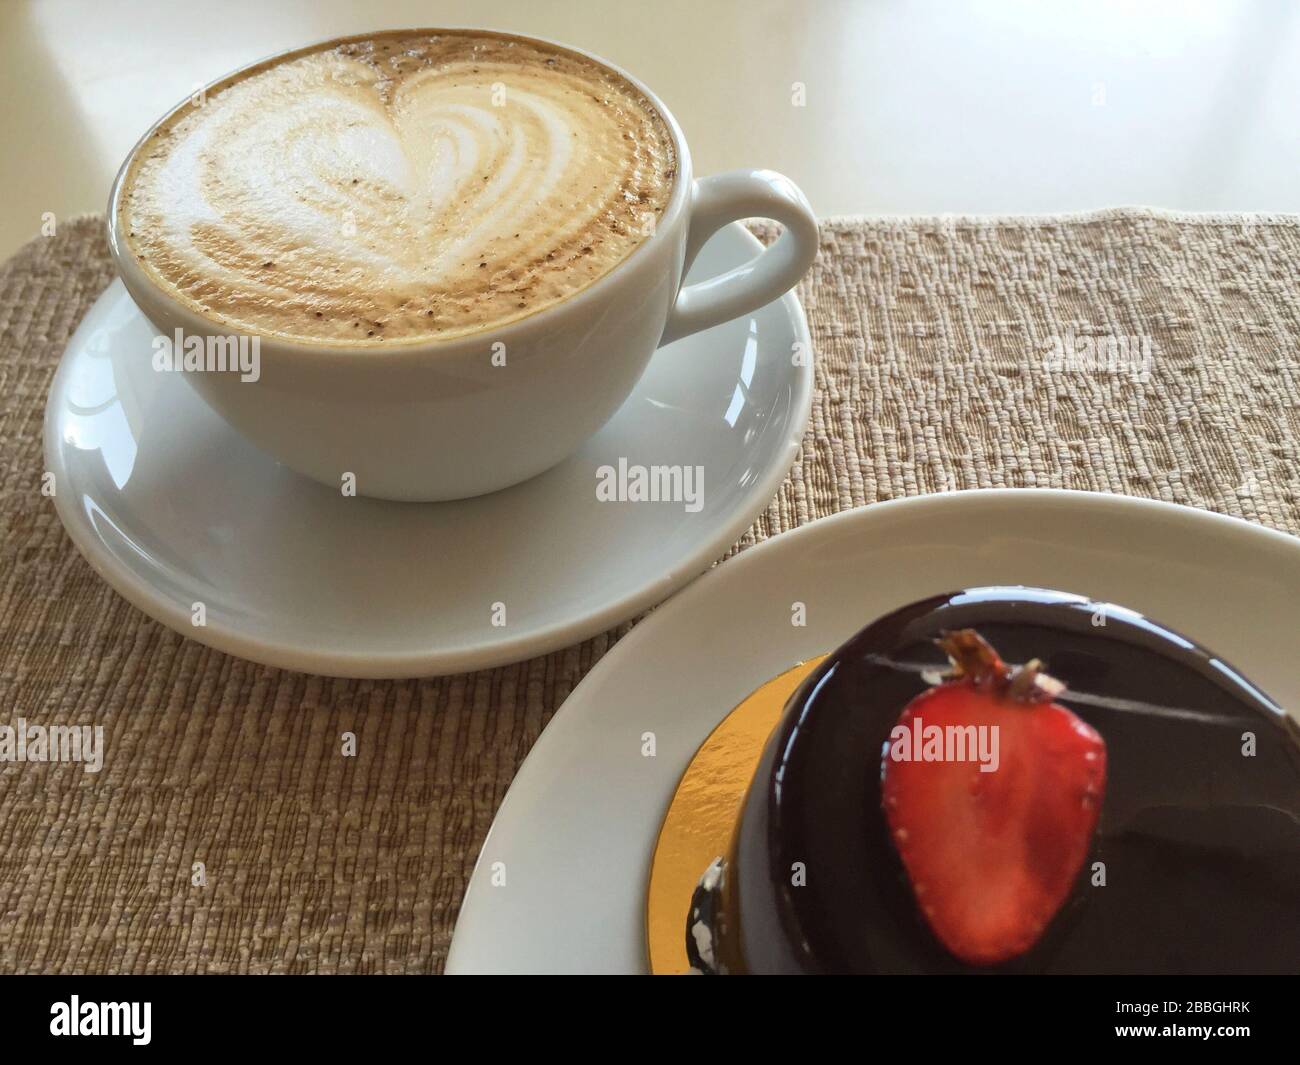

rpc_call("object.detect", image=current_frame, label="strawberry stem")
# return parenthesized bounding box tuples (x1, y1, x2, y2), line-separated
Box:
(936, 629, 1065, 704)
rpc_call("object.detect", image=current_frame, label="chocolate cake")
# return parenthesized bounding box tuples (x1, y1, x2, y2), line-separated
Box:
(687, 587, 1300, 974)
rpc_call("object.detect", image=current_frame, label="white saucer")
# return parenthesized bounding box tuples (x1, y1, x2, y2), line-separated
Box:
(43, 223, 811, 678)
(446, 489, 1300, 973)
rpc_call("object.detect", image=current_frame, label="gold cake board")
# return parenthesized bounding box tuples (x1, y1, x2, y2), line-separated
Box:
(644, 657, 824, 974)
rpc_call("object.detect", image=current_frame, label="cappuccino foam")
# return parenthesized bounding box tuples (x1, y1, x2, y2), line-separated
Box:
(119, 31, 677, 345)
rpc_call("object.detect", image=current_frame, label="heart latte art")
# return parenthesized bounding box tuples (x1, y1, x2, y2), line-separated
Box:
(119, 32, 677, 344)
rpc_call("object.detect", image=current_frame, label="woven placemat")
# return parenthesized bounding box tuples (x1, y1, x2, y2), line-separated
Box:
(1, 210, 1297, 973)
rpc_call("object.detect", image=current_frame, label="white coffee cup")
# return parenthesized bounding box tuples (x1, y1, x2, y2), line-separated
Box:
(107, 29, 819, 502)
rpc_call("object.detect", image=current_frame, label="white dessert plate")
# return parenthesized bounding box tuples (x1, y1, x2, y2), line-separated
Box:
(446, 489, 1300, 973)
(43, 223, 811, 678)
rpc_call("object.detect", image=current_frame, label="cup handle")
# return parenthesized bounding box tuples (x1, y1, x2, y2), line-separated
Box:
(659, 169, 819, 346)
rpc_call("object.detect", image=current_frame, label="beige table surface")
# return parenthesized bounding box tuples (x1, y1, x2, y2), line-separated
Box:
(3, 0, 1300, 262)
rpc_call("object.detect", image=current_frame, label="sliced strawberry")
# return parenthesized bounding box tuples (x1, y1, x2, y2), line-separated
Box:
(881, 629, 1106, 966)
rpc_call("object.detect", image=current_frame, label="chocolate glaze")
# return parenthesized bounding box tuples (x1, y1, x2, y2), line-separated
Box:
(721, 588, 1300, 974)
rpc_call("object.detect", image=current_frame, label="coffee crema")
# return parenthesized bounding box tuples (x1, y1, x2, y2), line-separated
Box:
(119, 31, 677, 345)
